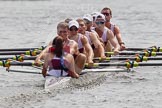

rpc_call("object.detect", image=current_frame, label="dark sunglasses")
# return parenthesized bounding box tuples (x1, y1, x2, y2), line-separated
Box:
(95, 21, 105, 25)
(69, 27, 78, 31)
(102, 13, 110, 16)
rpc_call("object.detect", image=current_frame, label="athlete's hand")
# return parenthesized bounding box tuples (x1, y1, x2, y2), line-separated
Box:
(34, 58, 43, 67)
(87, 60, 94, 68)
(113, 48, 119, 55)
(120, 44, 126, 51)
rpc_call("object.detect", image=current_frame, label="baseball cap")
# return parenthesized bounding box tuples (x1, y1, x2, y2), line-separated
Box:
(83, 14, 93, 22)
(68, 20, 79, 29)
(94, 13, 106, 21)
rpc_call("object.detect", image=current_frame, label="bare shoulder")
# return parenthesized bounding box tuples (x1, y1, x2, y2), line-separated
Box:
(89, 32, 98, 41)
(65, 53, 73, 59)
(80, 34, 88, 41)
(114, 25, 120, 33)
(80, 34, 88, 45)
(69, 39, 77, 45)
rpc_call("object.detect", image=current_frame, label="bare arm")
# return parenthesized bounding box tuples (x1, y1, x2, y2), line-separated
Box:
(42, 53, 49, 78)
(107, 30, 119, 54)
(65, 54, 79, 78)
(90, 32, 105, 58)
(35, 41, 52, 63)
(81, 36, 94, 63)
(114, 26, 126, 50)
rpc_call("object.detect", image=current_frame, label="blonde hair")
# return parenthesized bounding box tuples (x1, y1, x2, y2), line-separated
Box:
(57, 22, 68, 30)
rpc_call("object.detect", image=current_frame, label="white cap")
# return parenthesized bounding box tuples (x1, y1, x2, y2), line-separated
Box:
(94, 13, 105, 21)
(91, 12, 100, 17)
(83, 14, 93, 22)
(68, 20, 79, 29)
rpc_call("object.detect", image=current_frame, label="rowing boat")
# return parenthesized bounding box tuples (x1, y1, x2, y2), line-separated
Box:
(44, 60, 128, 91)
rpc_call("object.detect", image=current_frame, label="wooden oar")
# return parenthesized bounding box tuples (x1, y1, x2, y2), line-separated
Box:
(0, 46, 46, 51)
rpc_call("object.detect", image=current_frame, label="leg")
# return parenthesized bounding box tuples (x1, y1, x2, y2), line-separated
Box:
(74, 53, 86, 74)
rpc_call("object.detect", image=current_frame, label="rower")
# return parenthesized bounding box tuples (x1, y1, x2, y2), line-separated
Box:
(68, 20, 94, 66)
(76, 18, 106, 58)
(35, 22, 86, 74)
(42, 36, 79, 78)
(101, 7, 126, 50)
(93, 13, 119, 54)
(83, 14, 105, 48)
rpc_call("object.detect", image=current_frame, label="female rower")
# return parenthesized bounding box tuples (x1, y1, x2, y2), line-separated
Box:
(42, 36, 79, 78)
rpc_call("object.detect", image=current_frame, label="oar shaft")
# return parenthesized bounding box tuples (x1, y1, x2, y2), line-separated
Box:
(0, 56, 36, 61)
(0, 46, 45, 51)
(105, 52, 162, 56)
(94, 62, 162, 67)
(94, 56, 162, 61)
(0, 51, 41, 56)
(125, 47, 162, 52)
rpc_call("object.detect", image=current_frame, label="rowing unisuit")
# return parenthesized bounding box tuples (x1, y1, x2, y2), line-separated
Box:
(47, 56, 70, 77)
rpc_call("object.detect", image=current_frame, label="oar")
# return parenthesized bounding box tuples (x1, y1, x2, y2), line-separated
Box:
(1, 54, 162, 63)
(0, 61, 43, 67)
(7, 68, 128, 75)
(0, 46, 46, 51)
(0, 50, 41, 56)
(125, 47, 162, 52)
(1, 60, 162, 69)
(0, 56, 36, 61)
(105, 51, 162, 57)
(94, 56, 162, 62)
(85, 61, 162, 69)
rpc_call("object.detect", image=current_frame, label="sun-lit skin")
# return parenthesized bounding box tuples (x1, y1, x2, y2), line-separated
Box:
(101, 8, 126, 50)
(77, 20, 106, 59)
(35, 22, 86, 74)
(95, 17, 119, 54)
(68, 25, 94, 67)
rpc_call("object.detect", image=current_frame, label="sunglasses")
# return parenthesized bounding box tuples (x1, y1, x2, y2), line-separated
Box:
(69, 27, 78, 31)
(95, 21, 105, 25)
(102, 13, 110, 16)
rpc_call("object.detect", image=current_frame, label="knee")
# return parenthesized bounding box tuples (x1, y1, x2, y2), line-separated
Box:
(76, 53, 86, 62)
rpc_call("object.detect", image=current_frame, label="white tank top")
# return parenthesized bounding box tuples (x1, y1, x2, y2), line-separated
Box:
(102, 27, 108, 43)
(48, 56, 68, 77)
(78, 33, 84, 49)
(110, 23, 115, 35)
(85, 31, 92, 45)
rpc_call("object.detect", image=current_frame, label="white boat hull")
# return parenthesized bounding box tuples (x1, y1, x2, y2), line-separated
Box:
(44, 76, 71, 91)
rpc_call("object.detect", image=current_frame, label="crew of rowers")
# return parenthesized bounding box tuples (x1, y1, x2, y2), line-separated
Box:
(35, 7, 126, 78)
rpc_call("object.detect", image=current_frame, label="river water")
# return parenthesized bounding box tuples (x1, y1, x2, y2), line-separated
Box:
(0, 0, 162, 108)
